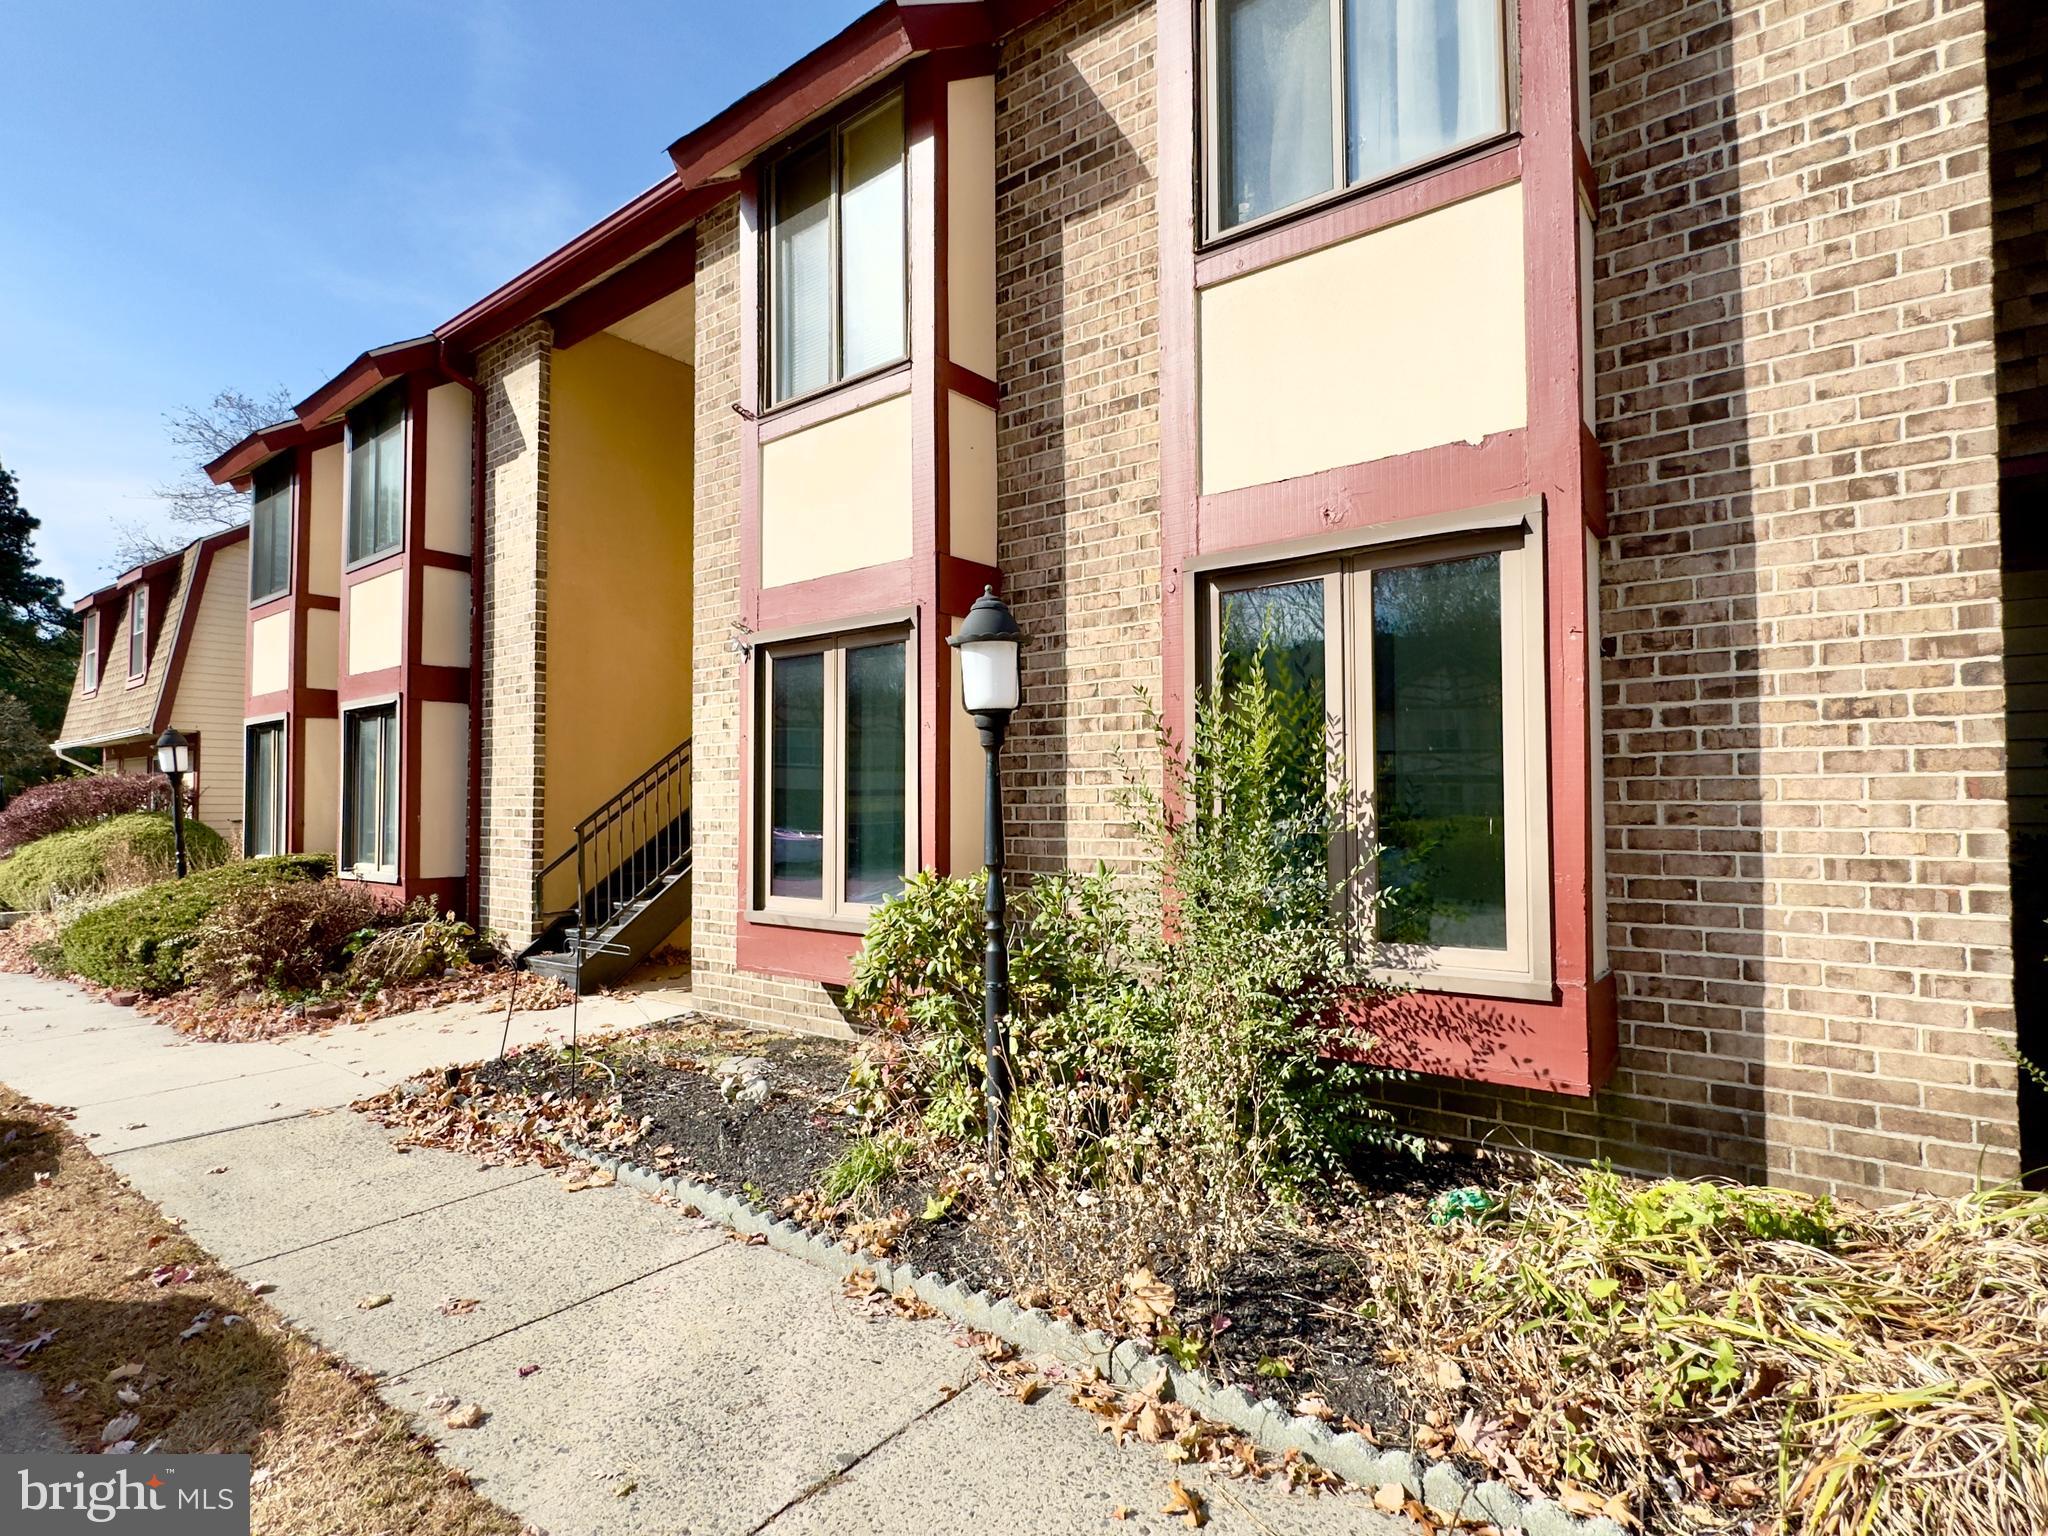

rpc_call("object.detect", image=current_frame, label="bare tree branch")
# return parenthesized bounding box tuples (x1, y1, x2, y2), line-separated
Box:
(113, 386, 298, 570)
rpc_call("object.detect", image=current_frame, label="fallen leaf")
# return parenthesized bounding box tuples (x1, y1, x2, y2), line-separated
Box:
(443, 1402, 487, 1430)
(1111, 1507, 1133, 1521)
(116, 1387, 139, 1406)
(1136, 1402, 1173, 1443)
(1160, 1480, 1206, 1529)
(1122, 1266, 1177, 1334)
(1604, 1490, 1640, 1529)
(614, 1480, 637, 1499)
(438, 1297, 482, 1316)
(357, 1293, 393, 1311)
(1436, 1358, 1466, 1391)
(101, 1414, 139, 1445)
(516, 1364, 541, 1378)
(206, 1166, 228, 1175)
(1295, 1393, 1337, 1422)
(1374, 1483, 1408, 1514)
(106, 1363, 143, 1382)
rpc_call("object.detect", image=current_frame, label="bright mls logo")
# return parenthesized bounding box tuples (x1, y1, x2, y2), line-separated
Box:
(4, 1456, 250, 1534)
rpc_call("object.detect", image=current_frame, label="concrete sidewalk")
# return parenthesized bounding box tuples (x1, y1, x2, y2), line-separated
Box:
(0, 971, 1408, 1535)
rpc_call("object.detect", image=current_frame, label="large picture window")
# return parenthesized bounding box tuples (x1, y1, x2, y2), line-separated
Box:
(245, 721, 285, 858)
(250, 460, 293, 602)
(341, 703, 399, 878)
(756, 631, 912, 920)
(765, 94, 907, 406)
(1206, 0, 1509, 234)
(128, 588, 149, 680)
(1203, 520, 1547, 989)
(345, 386, 406, 565)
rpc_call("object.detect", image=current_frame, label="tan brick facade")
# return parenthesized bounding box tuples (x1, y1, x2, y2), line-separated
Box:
(477, 321, 552, 949)
(1381, 0, 2020, 1203)
(997, 0, 1163, 879)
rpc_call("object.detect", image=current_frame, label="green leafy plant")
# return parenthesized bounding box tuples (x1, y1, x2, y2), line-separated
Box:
(53, 856, 331, 993)
(0, 811, 228, 911)
(820, 1133, 911, 1204)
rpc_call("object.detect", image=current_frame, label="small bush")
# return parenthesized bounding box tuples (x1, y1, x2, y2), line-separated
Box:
(820, 1133, 911, 1204)
(0, 813, 229, 912)
(183, 878, 388, 998)
(55, 856, 331, 994)
(0, 775, 188, 856)
(345, 904, 496, 989)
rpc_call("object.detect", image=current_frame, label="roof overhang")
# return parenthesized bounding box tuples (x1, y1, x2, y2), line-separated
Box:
(69, 523, 247, 615)
(203, 418, 308, 489)
(665, 1, 1067, 188)
(293, 336, 441, 427)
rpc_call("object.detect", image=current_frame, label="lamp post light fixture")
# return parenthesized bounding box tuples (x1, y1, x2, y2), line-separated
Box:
(948, 587, 1025, 1173)
(153, 727, 193, 879)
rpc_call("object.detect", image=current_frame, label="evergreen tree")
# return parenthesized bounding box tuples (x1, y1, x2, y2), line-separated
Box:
(0, 457, 82, 786)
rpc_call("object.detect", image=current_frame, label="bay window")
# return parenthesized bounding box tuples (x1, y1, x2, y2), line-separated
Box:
(245, 721, 285, 858)
(766, 94, 907, 405)
(345, 385, 406, 565)
(251, 460, 293, 602)
(756, 630, 912, 920)
(342, 703, 399, 878)
(1206, 0, 1510, 234)
(1203, 514, 1549, 991)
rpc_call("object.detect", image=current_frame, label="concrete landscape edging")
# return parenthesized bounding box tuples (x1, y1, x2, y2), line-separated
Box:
(549, 1130, 1628, 1536)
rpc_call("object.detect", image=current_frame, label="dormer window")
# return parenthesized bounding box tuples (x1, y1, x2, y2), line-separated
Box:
(128, 588, 149, 680)
(81, 610, 100, 694)
(251, 459, 293, 602)
(1205, 0, 1509, 234)
(345, 384, 406, 565)
(766, 93, 907, 406)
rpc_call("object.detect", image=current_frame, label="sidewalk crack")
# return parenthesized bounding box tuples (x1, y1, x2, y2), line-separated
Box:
(746, 1378, 973, 1533)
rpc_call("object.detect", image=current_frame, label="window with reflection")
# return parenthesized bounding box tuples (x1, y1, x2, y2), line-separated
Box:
(758, 631, 911, 919)
(766, 94, 907, 405)
(345, 385, 406, 565)
(1208, 0, 1509, 233)
(342, 703, 398, 878)
(251, 461, 293, 602)
(245, 721, 285, 858)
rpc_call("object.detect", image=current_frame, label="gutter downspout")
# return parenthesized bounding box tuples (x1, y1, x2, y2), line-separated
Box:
(442, 339, 488, 933)
(50, 747, 102, 776)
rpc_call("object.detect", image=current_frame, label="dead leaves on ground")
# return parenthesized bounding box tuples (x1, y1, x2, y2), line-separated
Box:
(1120, 1266, 1177, 1335)
(840, 1266, 939, 1322)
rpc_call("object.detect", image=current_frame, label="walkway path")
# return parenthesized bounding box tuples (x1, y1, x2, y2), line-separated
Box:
(0, 971, 1407, 1535)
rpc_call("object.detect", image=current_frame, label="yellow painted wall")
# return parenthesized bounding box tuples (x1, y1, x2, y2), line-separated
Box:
(308, 445, 343, 598)
(1198, 182, 1528, 495)
(947, 393, 997, 565)
(543, 331, 696, 905)
(302, 714, 338, 856)
(947, 74, 997, 381)
(170, 541, 250, 842)
(417, 700, 468, 879)
(424, 383, 474, 555)
(759, 393, 913, 586)
(420, 567, 470, 669)
(249, 610, 291, 697)
(346, 570, 403, 675)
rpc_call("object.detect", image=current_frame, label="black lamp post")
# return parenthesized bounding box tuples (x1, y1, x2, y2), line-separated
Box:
(948, 587, 1025, 1173)
(153, 728, 193, 879)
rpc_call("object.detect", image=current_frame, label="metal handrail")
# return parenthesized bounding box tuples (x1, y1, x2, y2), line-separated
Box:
(531, 737, 692, 948)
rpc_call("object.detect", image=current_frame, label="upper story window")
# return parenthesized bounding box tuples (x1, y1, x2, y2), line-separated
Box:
(127, 588, 149, 681)
(345, 385, 406, 565)
(766, 94, 907, 406)
(1206, 0, 1509, 234)
(251, 460, 293, 603)
(81, 610, 100, 694)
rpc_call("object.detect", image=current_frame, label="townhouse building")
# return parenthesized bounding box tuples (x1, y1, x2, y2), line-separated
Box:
(197, 0, 2040, 1203)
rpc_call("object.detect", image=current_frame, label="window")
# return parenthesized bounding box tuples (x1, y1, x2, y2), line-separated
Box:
(341, 704, 399, 877)
(345, 386, 406, 565)
(1206, 0, 1509, 233)
(250, 461, 293, 602)
(766, 94, 907, 405)
(1203, 522, 1547, 987)
(245, 721, 285, 858)
(81, 611, 100, 694)
(756, 632, 912, 919)
(128, 588, 149, 680)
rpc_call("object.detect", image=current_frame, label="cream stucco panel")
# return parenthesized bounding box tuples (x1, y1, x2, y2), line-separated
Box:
(946, 75, 998, 382)
(346, 570, 404, 675)
(759, 394, 914, 587)
(249, 611, 291, 697)
(420, 567, 471, 670)
(947, 393, 997, 567)
(302, 715, 339, 856)
(308, 445, 343, 598)
(1198, 181, 1529, 496)
(425, 383, 474, 555)
(305, 608, 339, 691)
(417, 701, 469, 879)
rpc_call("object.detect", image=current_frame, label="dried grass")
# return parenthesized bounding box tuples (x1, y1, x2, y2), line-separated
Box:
(1356, 1165, 2048, 1536)
(0, 1088, 527, 1536)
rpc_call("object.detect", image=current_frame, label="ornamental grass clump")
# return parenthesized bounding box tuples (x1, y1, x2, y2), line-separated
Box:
(1363, 1166, 2048, 1536)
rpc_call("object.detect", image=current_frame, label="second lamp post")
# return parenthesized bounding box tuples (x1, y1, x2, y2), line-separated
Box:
(153, 728, 193, 879)
(948, 588, 1026, 1174)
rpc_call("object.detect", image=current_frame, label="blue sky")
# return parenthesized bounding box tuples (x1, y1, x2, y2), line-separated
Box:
(0, 0, 870, 602)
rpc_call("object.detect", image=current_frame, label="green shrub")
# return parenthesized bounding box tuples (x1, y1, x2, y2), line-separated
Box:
(0, 813, 229, 911)
(183, 877, 388, 997)
(820, 1133, 911, 1204)
(55, 856, 332, 994)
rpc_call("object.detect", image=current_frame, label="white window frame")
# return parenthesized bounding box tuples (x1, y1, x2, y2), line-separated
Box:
(751, 622, 919, 928)
(762, 91, 910, 410)
(340, 700, 400, 882)
(1199, 0, 1516, 241)
(1195, 499, 1551, 998)
(127, 588, 149, 682)
(81, 610, 100, 695)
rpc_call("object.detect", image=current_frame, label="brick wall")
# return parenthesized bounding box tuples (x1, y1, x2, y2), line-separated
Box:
(477, 321, 551, 949)
(996, 0, 1163, 878)
(1386, 0, 2018, 1204)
